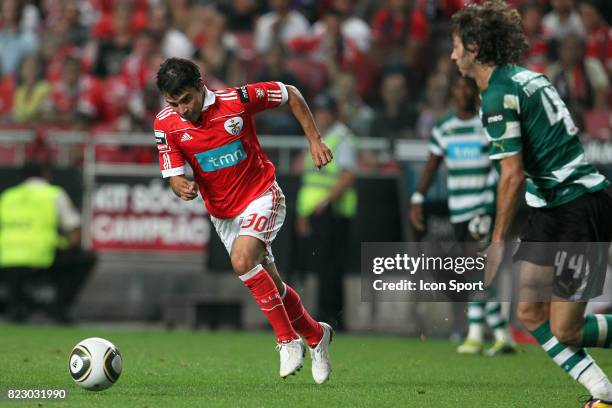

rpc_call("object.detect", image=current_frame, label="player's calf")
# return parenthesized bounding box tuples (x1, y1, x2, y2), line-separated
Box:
(550, 322, 583, 347)
(240, 265, 299, 343)
(516, 301, 549, 331)
(582, 315, 612, 348)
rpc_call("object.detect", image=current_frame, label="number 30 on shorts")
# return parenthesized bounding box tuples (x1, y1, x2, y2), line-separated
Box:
(241, 213, 269, 232)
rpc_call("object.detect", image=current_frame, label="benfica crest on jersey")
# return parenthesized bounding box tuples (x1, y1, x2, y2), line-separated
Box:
(224, 117, 244, 136)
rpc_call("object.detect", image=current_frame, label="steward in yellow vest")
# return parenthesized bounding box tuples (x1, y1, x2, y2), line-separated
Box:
(295, 93, 357, 330)
(0, 182, 62, 269)
(0, 162, 95, 323)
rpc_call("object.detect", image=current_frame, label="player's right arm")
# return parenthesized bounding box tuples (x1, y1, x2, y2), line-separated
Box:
(168, 175, 198, 201)
(154, 115, 197, 201)
(409, 126, 444, 232)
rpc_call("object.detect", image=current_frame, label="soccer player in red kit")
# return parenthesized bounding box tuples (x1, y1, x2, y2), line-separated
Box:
(154, 58, 333, 384)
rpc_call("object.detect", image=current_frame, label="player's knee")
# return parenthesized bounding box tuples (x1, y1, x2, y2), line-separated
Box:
(517, 302, 548, 330)
(551, 323, 582, 346)
(230, 252, 256, 276)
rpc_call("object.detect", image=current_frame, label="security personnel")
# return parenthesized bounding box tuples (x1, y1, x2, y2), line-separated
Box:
(0, 162, 95, 323)
(296, 93, 357, 330)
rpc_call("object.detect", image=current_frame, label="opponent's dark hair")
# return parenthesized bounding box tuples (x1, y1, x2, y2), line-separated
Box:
(156, 58, 201, 96)
(452, 0, 528, 66)
(451, 73, 479, 113)
(452, 73, 478, 95)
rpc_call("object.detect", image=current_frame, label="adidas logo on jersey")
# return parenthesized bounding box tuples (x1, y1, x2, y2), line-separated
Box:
(181, 133, 192, 142)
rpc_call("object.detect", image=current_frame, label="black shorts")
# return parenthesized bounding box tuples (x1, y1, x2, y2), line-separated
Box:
(513, 186, 612, 299)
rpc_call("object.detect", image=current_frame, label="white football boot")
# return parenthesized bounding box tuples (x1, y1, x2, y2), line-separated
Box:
(277, 338, 305, 378)
(310, 322, 333, 384)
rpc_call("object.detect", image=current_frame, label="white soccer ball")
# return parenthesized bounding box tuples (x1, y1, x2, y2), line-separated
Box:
(68, 337, 122, 391)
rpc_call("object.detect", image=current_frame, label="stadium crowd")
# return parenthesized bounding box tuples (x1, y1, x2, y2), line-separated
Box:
(0, 0, 611, 148)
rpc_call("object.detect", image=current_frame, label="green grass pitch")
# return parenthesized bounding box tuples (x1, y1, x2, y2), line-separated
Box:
(2, 323, 610, 407)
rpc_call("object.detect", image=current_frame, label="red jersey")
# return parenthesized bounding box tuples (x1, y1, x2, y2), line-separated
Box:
(154, 81, 287, 219)
(585, 26, 612, 71)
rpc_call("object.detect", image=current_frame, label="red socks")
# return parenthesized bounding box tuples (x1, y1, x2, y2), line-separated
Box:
(240, 265, 298, 343)
(282, 283, 323, 347)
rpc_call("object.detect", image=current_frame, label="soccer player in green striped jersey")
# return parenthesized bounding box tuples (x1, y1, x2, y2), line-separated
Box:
(452, 1, 612, 406)
(410, 75, 515, 356)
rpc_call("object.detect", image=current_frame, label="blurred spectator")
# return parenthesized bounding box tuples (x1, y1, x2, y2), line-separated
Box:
(47, 57, 102, 128)
(12, 55, 51, 124)
(313, 0, 371, 53)
(18, 0, 40, 32)
(255, 51, 301, 135)
(0, 69, 15, 123)
(332, 71, 375, 137)
(371, 0, 429, 66)
(579, 0, 612, 78)
(547, 35, 610, 112)
(254, 0, 310, 54)
(520, 0, 549, 73)
(289, 8, 372, 98)
(92, 4, 133, 78)
(168, 0, 194, 34)
(251, 47, 300, 135)
(193, 8, 243, 87)
(255, 46, 300, 86)
(49, 0, 89, 48)
(543, 0, 584, 58)
(416, 58, 453, 140)
(371, 70, 419, 140)
(149, 4, 194, 58)
(0, 0, 39, 76)
(218, 0, 262, 32)
(0, 162, 96, 323)
(91, 0, 148, 39)
(120, 30, 161, 94)
(117, 30, 164, 131)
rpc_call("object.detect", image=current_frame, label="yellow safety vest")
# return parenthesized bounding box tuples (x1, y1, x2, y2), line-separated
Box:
(0, 183, 61, 268)
(297, 128, 357, 218)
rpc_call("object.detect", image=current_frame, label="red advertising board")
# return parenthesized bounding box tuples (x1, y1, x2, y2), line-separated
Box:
(89, 175, 209, 252)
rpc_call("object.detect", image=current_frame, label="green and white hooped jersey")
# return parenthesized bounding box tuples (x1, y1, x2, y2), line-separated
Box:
(481, 65, 609, 208)
(429, 112, 497, 223)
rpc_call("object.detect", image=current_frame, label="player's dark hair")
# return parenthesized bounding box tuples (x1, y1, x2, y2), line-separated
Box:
(452, 0, 528, 66)
(156, 58, 201, 96)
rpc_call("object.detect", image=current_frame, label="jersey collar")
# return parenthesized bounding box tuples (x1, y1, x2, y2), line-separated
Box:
(202, 88, 216, 111)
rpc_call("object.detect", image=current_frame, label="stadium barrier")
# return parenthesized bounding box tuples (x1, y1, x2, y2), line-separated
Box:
(1, 128, 611, 333)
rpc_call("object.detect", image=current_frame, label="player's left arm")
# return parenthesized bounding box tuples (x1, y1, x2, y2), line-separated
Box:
(481, 85, 524, 285)
(285, 85, 333, 168)
(492, 153, 525, 243)
(483, 153, 524, 286)
(238, 82, 332, 167)
(482, 85, 524, 242)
